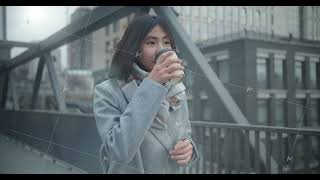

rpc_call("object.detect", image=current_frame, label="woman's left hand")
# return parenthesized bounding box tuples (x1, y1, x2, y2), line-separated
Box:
(169, 139, 193, 166)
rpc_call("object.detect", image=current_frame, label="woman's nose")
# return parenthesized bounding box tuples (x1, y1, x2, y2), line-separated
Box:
(157, 44, 164, 52)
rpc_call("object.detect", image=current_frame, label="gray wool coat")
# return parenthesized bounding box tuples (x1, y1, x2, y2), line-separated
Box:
(93, 77, 199, 174)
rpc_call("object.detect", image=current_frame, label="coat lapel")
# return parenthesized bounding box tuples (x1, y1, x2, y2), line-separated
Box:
(119, 79, 172, 153)
(149, 128, 172, 153)
(121, 80, 139, 103)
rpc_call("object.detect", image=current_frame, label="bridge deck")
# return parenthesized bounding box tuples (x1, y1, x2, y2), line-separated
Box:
(0, 133, 87, 174)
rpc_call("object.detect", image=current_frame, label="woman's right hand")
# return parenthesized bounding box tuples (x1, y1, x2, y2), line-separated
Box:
(147, 51, 184, 85)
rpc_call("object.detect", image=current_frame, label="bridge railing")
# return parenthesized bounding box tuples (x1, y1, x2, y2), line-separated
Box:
(184, 121, 320, 174)
(1, 109, 319, 174)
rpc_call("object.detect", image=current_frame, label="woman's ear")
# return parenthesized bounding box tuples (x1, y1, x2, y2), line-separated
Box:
(134, 51, 141, 63)
(135, 51, 141, 58)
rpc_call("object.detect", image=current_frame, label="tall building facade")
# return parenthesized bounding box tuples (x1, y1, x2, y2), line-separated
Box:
(92, 6, 319, 72)
(173, 6, 320, 43)
(177, 7, 320, 170)
(92, 13, 136, 71)
(72, 6, 320, 117)
(67, 7, 93, 70)
(0, 6, 5, 40)
(302, 6, 320, 41)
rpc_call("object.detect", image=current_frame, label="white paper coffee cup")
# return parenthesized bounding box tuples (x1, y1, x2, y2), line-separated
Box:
(155, 48, 184, 86)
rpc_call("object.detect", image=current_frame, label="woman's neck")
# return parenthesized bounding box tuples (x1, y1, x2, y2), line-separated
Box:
(136, 60, 150, 72)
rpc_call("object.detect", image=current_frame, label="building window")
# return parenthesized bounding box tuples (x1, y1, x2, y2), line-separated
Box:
(113, 38, 119, 49)
(254, 10, 261, 29)
(114, 21, 120, 32)
(257, 58, 268, 88)
(318, 61, 320, 89)
(311, 136, 320, 165)
(247, 9, 253, 27)
(225, 6, 232, 22)
(187, 22, 192, 37)
(274, 59, 284, 89)
(201, 22, 208, 40)
(109, 24, 113, 34)
(217, 6, 223, 21)
(296, 99, 305, 126)
(193, 6, 199, 17)
(310, 61, 318, 89)
(295, 61, 305, 89)
(240, 7, 246, 25)
(174, 6, 181, 14)
(225, 24, 231, 35)
(261, 12, 266, 27)
(231, 6, 238, 23)
(200, 6, 207, 17)
(295, 138, 305, 168)
(310, 99, 319, 127)
(275, 101, 285, 126)
(288, 6, 299, 39)
(105, 42, 110, 52)
(193, 22, 200, 41)
(217, 22, 223, 37)
(106, 59, 110, 68)
(257, 99, 268, 125)
(209, 6, 216, 24)
(201, 95, 211, 121)
(185, 6, 191, 16)
(217, 60, 229, 82)
(105, 26, 110, 36)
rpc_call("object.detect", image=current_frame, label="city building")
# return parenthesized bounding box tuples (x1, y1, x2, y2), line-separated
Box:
(173, 6, 319, 43)
(67, 7, 93, 70)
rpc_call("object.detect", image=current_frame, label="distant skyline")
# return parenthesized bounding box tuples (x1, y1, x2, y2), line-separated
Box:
(6, 6, 85, 69)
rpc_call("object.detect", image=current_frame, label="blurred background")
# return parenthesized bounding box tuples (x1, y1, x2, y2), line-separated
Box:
(0, 6, 319, 174)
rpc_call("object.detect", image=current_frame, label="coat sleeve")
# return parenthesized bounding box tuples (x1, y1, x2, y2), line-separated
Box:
(94, 78, 168, 164)
(181, 99, 199, 167)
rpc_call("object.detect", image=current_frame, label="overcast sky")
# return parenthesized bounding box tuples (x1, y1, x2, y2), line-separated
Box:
(7, 6, 82, 69)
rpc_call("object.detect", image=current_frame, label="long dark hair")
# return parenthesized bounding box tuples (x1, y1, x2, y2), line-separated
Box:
(108, 15, 177, 81)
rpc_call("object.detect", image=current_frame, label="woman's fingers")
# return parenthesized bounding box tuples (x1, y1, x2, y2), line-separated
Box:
(170, 149, 192, 160)
(177, 156, 192, 166)
(148, 51, 183, 84)
(162, 73, 184, 81)
(160, 55, 181, 68)
(157, 51, 174, 64)
(165, 62, 184, 74)
(174, 139, 190, 150)
(170, 143, 193, 156)
(170, 139, 193, 165)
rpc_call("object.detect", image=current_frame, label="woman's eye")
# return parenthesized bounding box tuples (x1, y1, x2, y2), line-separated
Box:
(164, 41, 171, 45)
(147, 41, 155, 45)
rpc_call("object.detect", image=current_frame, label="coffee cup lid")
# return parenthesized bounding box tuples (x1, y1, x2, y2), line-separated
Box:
(154, 48, 177, 62)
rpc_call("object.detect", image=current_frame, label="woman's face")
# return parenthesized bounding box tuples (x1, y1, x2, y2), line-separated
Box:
(138, 25, 173, 71)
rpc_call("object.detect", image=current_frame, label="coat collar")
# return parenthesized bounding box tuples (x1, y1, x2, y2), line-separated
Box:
(120, 79, 169, 129)
(120, 80, 138, 103)
(118, 79, 173, 152)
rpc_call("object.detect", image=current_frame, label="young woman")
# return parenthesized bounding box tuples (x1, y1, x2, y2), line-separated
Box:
(94, 15, 199, 174)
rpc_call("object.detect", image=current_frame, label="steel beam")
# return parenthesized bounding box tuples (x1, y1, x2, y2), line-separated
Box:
(133, 6, 150, 18)
(2, 6, 6, 40)
(31, 56, 46, 109)
(5, 6, 141, 70)
(0, 45, 10, 109)
(8, 75, 19, 110)
(0, 40, 38, 48)
(44, 53, 66, 113)
(0, 70, 9, 108)
(153, 6, 278, 173)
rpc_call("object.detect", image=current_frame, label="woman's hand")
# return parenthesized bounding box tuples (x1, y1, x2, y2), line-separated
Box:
(147, 51, 184, 85)
(169, 139, 193, 166)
